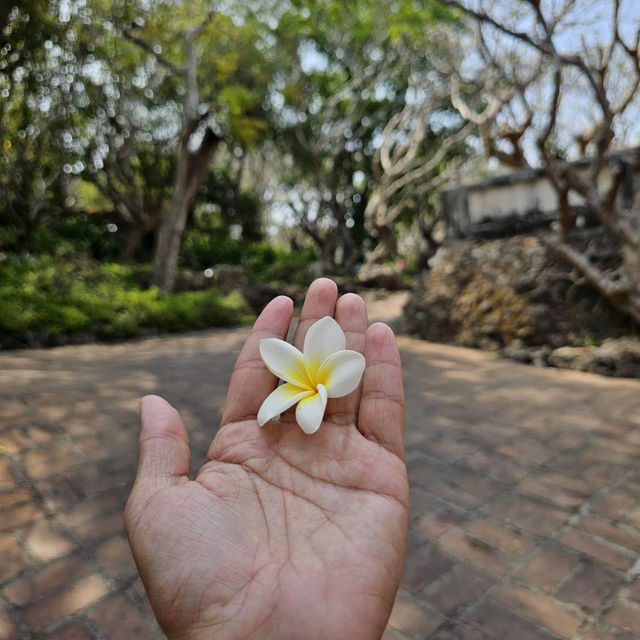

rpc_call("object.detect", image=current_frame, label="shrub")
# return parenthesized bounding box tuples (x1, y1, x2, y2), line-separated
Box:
(0, 255, 251, 348)
(181, 232, 317, 285)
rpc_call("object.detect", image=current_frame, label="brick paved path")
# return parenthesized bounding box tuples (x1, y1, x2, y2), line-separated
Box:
(1, 328, 640, 639)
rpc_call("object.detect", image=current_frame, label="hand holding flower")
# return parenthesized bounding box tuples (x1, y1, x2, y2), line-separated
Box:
(124, 279, 408, 640)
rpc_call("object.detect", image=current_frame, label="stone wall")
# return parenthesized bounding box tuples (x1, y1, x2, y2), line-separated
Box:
(404, 229, 640, 377)
(442, 149, 639, 239)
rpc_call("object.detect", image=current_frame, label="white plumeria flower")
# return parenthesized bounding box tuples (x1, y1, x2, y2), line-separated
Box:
(257, 316, 366, 434)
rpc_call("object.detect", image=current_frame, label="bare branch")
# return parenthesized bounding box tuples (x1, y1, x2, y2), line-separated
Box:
(123, 31, 185, 76)
(546, 236, 629, 299)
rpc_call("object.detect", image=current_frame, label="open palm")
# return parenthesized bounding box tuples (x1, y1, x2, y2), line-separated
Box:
(124, 279, 409, 640)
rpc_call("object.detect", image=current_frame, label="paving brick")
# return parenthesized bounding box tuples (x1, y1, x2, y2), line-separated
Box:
(466, 600, 556, 640)
(556, 562, 620, 611)
(129, 577, 148, 601)
(439, 527, 512, 576)
(56, 492, 123, 529)
(70, 462, 133, 498)
(489, 494, 569, 536)
(423, 564, 493, 615)
(4, 553, 92, 606)
(582, 463, 626, 489)
(605, 600, 640, 636)
(402, 548, 454, 595)
(498, 438, 554, 465)
(0, 533, 33, 582)
(74, 432, 133, 461)
(23, 520, 75, 562)
(421, 476, 486, 510)
(409, 487, 440, 522)
(591, 491, 638, 521)
(516, 546, 581, 593)
(627, 580, 640, 605)
(95, 535, 138, 583)
(518, 478, 585, 510)
(0, 487, 30, 510)
(71, 510, 124, 544)
(431, 623, 489, 639)
(626, 507, 640, 530)
(577, 516, 640, 553)
(578, 625, 621, 640)
(0, 460, 15, 490)
(41, 620, 94, 640)
(32, 475, 81, 511)
(0, 502, 43, 533)
(23, 423, 58, 447)
(4, 312, 640, 640)
(486, 459, 530, 484)
(0, 398, 26, 421)
(414, 506, 467, 541)
(559, 529, 635, 571)
(464, 518, 535, 557)
(2, 426, 57, 454)
(406, 452, 447, 486)
(86, 593, 163, 639)
(388, 593, 444, 639)
(0, 602, 17, 640)
(23, 573, 110, 631)
(493, 583, 583, 638)
(22, 444, 84, 479)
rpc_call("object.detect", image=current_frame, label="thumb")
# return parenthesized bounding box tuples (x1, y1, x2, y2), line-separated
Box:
(132, 395, 191, 491)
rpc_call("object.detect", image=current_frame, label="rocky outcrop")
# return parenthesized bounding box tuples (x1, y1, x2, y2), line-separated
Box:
(404, 230, 640, 377)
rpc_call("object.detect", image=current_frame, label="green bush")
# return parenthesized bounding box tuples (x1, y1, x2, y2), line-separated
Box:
(0, 255, 252, 348)
(31, 213, 125, 260)
(181, 232, 317, 285)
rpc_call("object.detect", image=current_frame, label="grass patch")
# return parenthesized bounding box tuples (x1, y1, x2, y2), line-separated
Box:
(0, 255, 253, 348)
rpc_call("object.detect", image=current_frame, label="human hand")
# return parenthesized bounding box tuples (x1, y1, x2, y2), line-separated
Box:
(124, 278, 409, 640)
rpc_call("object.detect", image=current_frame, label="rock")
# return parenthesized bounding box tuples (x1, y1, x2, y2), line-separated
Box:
(356, 263, 410, 290)
(404, 228, 638, 376)
(547, 340, 640, 378)
(548, 346, 595, 371)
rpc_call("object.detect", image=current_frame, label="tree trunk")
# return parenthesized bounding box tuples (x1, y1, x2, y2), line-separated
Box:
(621, 244, 640, 326)
(151, 128, 220, 291)
(365, 223, 397, 266)
(120, 228, 144, 263)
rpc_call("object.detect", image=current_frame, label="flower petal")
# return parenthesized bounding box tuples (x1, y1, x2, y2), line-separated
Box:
(260, 338, 312, 388)
(295, 384, 328, 434)
(257, 383, 314, 426)
(317, 349, 366, 398)
(303, 316, 346, 383)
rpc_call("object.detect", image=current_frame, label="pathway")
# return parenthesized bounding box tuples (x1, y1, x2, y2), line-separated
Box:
(1, 321, 640, 639)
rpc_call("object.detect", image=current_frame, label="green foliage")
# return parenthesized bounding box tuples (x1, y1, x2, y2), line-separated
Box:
(29, 213, 124, 260)
(181, 232, 317, 285)
(0, 255, 251, 348)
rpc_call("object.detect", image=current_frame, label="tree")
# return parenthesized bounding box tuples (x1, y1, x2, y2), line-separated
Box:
(76, 1, 273, 288)
(444, 0, 640, 325)
(363, 69, 473, 267)
(0, 2, 84, 250)
(270, 0, 456, 270)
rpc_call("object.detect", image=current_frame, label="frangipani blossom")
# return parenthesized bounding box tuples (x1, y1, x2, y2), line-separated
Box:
(257, 316, 366, 434)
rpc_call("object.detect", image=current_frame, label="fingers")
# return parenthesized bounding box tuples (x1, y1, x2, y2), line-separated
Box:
(133, 395, 191, 491)
(358, 323, 405, 460)
(291, 278, 338, 351)
(326, 293, 368, 425)
(220, 295, 294, 427)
